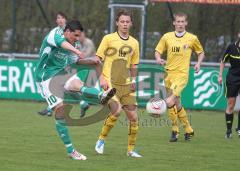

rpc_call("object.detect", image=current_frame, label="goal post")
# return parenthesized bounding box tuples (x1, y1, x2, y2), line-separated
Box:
(108, 0, 148, 59)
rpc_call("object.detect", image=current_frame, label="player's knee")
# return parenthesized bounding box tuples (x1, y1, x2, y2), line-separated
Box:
(64, 79, 83, 92)
(227, 105, 234, 113)
(124, 105, 138, 122)
(54, 104, 65, 119)
(227, 100, 235, 112)
(112, 111, 121, 117)
(128, 115, 138, 122)
(109, 102, 122, 117)
(165, 96, 176, 107)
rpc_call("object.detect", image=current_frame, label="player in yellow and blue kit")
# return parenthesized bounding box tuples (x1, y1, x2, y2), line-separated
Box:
(94, 9, 142, 157)
(155, 12, 205, 142)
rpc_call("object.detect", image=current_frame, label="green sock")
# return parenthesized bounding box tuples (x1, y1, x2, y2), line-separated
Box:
(80, 86, 102, 99)
(47, 106, 52, 112)
(55, 119, 74, 154)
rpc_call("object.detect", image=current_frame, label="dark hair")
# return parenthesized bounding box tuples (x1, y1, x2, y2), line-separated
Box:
(173, 12, 188, 21)
(64, 20, 84, 32)
(116, 9, 132, 22)
(56, 11, 67, 20)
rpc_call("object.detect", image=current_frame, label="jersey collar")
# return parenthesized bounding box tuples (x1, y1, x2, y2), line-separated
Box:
(117, 31, 129, 40)
(174, 31, 186, 38)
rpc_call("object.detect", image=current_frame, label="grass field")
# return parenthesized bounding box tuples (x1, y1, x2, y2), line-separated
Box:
(0, 100, 240, 171)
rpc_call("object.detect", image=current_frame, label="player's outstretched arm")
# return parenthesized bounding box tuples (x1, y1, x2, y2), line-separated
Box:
(77, 57, 100, 65)
(61, 41, 85, 59)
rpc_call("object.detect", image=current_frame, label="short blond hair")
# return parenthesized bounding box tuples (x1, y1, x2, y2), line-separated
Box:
(173, 12, 188, 21)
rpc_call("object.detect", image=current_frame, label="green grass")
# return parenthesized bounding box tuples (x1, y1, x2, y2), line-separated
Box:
(0, 100, 240, 171)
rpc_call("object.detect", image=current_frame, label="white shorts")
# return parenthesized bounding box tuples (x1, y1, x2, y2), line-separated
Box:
(36, 74, 80, 109)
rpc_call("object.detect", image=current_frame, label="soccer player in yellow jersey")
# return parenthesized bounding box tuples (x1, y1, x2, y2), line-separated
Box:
(155, 12, 205, 142)
(94, 9, 142, 157)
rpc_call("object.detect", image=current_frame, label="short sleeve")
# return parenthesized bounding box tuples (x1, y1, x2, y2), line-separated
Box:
(192, 36, 204, 55)
(47, 29, 65, 48)
(96, 36, 108, 61)
(221, 44, 231, 63)
(131, 41, 140, 65)
(155, 35, 167, 54)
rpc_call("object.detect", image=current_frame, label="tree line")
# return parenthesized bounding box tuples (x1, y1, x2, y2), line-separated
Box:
(0, 0, 239, 61)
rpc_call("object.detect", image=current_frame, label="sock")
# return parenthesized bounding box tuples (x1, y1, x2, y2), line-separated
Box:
(80, 86, 102, 99)
(47, 106, 52, 112)
(80, 100, 89, 109)
(225, 113, 233, 131)
(128, 121, 138, 152)
(99, 114, 118, 140)
(55, 119, 74, 154)
(177, 107, 193, 133)
(237, 111, 240, 130)
(168, 105, 179, 133)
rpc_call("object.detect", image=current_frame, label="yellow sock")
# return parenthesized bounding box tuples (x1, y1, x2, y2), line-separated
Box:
(168, 106, 179, 133)
(128, 121, 138, 152)
(177, 107, 193, 133)
(98, 114, 118, 140)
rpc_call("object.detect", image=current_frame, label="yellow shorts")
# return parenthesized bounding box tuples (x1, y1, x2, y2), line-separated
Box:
(109, 83, 137, 106)
(164, 71, 188, 97)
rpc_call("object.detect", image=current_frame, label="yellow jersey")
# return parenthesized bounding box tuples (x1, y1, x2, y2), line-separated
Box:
(155, 31, 204, 74)
(96, 32, 139, 85)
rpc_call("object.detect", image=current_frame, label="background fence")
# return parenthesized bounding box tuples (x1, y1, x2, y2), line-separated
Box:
(0, 55, 232, 110)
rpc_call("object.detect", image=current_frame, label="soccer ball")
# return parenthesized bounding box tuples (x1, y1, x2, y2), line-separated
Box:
(146, 98, 167, 116)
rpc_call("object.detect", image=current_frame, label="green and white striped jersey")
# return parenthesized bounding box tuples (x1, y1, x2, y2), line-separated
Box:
(35, 27, 78, 82)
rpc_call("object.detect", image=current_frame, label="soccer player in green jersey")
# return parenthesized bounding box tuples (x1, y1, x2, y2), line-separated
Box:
(38, 12, 91, 117)
(35, 20, 116, 160)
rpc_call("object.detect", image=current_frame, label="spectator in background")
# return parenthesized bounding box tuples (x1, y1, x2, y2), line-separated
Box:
(77, 31, 96, 58)
(56, 11, 67, 29)
(218, 31, 240, 138)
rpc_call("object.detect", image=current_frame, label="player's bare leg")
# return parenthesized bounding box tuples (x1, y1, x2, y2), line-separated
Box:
(65, 78, 116, 105)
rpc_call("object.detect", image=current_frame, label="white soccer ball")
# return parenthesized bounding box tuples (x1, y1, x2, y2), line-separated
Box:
(146, 98, 167, 116)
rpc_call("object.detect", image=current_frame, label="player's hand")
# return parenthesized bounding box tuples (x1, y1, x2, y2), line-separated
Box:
(93, 56, 101, 65)
(130, 79, 136, 92)
(100, 76, 109, 91)
(194, 63, 200, 73)
(76, 50, 85, 59)
(156, 58, 166, 65)
(218, 75, 222, 84)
